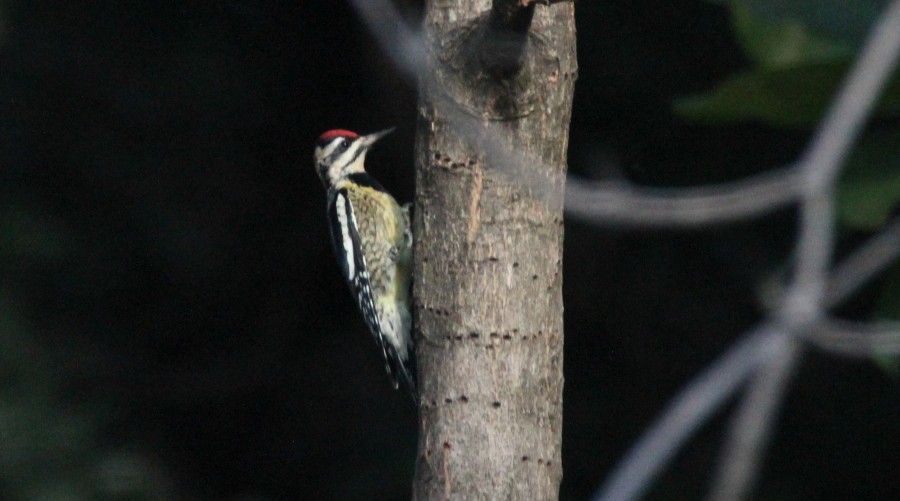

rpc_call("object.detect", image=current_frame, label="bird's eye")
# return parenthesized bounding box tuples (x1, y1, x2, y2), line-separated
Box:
(341, 138, 349, 149)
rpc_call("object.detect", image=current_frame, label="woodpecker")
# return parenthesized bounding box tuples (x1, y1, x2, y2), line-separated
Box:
(313, 127, 416, 399)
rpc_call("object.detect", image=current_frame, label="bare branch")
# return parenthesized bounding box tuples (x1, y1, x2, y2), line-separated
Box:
(565, 0, 900, 230)
(803, 318, 900, 356)
(347, 0, 813, 228)
(489, 0, 536, 35)
(595, 2, 900, 499)
(483, 0, 536, 75)
(346, 0, 424, 78)
(715, 3, 900, 500)
(707, 337, 800, 501)
(799, 2, 900, 197)
(565, 167, 800, 228)
(785, 0, 900, 320)
(436, 106, 802, 229)
(592, 325, 785, 501)
(826, 215, 900, 308)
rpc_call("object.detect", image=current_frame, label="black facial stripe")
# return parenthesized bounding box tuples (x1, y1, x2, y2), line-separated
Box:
(322, 139, 364, 170)
(347, 142, 366, 164)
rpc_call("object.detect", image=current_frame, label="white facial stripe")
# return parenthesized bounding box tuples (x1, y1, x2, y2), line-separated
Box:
(335, 193, 355, 280)
(320, 137, 345, 158)
(332, 140, 363, 172)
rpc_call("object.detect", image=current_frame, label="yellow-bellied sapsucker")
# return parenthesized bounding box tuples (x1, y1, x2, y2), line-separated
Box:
(313, 128, 415, 399)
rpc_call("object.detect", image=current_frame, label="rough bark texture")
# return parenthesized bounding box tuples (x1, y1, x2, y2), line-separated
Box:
(412, 1, 576, 500)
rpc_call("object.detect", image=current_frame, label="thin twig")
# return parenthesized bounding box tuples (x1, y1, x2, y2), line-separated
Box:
(786, 0, 900, 321)
(592, 325, 784, 501)
(804, 318, 900, 356)
(347, 0, 424, 78)
(706, 335, 800, 501)
(826, 215, 900, 308)
(565, 168, 800, 227)
(351, 0, 808, 227)
(712, 4, 900, 501)
(597, 2, 900, 499)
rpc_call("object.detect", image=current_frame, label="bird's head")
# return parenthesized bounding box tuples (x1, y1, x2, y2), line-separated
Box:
(313, 127, 394, 187)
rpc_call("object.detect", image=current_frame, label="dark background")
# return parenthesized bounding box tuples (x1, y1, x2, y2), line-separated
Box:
(2, 1, 899, 499)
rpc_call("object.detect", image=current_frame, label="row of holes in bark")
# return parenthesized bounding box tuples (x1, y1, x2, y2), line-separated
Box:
(481, 257, 556, 284)
(423, 442, 452, 460)
(446, 329, 545, 343)
(423, 445, 553, 468)
(548, 68, 575, 83)
(433, 151, 478, 170)
(419, 257, 548, 289)
(420, 301, 548, 319)
(421, 305, 453, 317)
(432, 255, 542, 279)
(521, 456, 553, 467)
(423, 396, 502, 408)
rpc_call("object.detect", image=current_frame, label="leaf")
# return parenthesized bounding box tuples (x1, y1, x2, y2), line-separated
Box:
(836, 130, 900, 230)
(708, 0, 886, 45)
(727, 0, 853, 68)
(674, 63, 848, 128)
(678, 1, 900, 128)
(675, 60, 900, 128)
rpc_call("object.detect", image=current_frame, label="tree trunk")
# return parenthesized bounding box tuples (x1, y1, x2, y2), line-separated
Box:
(412, 1, 576, 499)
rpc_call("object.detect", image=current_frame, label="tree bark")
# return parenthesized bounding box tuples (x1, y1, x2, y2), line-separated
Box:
(412, 1, 576, 499)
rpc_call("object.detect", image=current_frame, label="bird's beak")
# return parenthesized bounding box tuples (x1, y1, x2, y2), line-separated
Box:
(360, 127, 396, 148)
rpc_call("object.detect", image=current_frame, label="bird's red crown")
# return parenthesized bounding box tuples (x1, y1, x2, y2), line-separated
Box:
(318, 129, 359, 141)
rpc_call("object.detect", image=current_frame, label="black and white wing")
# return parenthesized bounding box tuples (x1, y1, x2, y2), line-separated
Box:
(326, 189, 399, 387)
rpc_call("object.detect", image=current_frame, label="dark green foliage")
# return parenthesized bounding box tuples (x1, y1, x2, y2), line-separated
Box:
(0, 295, 172, 500)
(676, 0, 900, 325)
